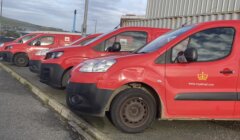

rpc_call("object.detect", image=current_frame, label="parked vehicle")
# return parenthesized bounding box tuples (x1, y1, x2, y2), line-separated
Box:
(0, 33, 39, 58)
(40, 27, 170, 88)
(0, 36, 15, 44)
(0, 31, 55, 49)
(1, 32, 81, 67)
(29, 33, 102, 74)
(66, 20, 240, 133)
(1, 33, 36, 46)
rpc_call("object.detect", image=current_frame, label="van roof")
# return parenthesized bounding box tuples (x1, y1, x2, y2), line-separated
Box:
(185, 20, 240, 27)
(30, 31, 82, 35)
(119, 26, 170, 31)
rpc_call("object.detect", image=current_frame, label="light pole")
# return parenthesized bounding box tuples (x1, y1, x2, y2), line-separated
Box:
(82, 0, 89, 37)
(94, 19, 97, 33)
(72, 9, 77, 32)
(0, 0, 2, 17)
(0, 0, 3, 36)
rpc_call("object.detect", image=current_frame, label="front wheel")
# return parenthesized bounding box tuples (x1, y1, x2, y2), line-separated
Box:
(13, 53, 29, 67)
(110, 88, 157, 133)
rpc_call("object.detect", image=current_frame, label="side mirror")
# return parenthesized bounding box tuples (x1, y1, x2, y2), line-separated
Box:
(184, 47, 198, 62)
(107, 42, 121, 52)
(35, 41, 41, 46)
(176, 51, 187, 63)
(176, 48, 198, 63)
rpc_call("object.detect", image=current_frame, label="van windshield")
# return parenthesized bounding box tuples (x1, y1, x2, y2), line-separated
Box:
(69, 36, 97, 46)
(83, 30, 116, 46)
(69, 38, 82, 46)
(136, 25, 195, 53)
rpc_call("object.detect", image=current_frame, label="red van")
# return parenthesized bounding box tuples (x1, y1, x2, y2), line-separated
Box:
(40, 27, 170, 88)
(1, 32, 39, 46)
(1, 32, 81, 67)
(29, 33, 102, 74)
(66, 20, 240, 133)
(0, 33, 39, 58)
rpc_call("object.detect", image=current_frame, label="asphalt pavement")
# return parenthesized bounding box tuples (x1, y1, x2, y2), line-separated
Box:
(2, 63, 240, 140)
(0, 67, 75, 140)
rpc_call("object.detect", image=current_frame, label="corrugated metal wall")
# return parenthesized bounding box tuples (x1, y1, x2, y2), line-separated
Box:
(122, 0, 240, 29)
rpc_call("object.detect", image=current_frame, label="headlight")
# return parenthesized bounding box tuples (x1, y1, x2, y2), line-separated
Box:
(5, 46, 13, 50)
(46, 51, 64, 59)
(79, 59, 116, 72)
(35, 49, 49, 56)
(0, 43, 4, 47)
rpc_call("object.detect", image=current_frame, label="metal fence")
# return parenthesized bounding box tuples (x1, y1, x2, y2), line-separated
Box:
(122, 0, 240, 29)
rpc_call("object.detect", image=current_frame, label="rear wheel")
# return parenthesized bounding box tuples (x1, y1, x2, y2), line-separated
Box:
(110, 88, 156, 133)
(61, 69, 71, 88)
(13, 53, 29, 67)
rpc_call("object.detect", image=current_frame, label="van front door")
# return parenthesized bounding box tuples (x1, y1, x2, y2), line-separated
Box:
(93, 31, 148, 57)
(165, 27, 237, 118)
(28, 36, 56, 54)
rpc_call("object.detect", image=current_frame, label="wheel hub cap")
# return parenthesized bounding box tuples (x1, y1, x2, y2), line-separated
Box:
(120, 97, 149, 128)
(18, 58, 25, 64)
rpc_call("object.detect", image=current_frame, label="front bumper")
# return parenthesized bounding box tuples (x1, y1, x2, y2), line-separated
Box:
(29, 60, 41, 74)
(0, 52, 2, 59)
(66, 82, 113, 117)
(2, 51, 13, 62)
(40, 63, 65, 88)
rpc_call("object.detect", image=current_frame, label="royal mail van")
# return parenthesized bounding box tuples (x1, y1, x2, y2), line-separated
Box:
(2, 32, 81, 67)
(40, 27, 170, 88)
(28, 33, 101, 74)
(66, 20, 240, 133)
(0, 33, 39, 58)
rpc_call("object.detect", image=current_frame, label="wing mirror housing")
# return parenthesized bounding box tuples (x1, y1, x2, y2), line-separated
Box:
(107, 42, 121, 52)
(176, 47, 198, 63)
(35, 41, 41, 46)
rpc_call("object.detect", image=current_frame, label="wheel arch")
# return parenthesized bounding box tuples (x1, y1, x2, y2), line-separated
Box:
(106, 82, 163, 119)
(61, 66, 74, 86)
(63, 66, 74, 75)
(13, 52, 29, 66)
(13, 52, 28, 60)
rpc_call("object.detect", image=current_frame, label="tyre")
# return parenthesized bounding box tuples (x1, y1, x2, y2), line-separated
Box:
(61, 69, 71, 88)
(110, 88, 157, 133)
(13, 53, 29, 67)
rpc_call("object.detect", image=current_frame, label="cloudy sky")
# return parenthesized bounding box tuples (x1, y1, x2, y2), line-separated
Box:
(2, 0, 147, 33)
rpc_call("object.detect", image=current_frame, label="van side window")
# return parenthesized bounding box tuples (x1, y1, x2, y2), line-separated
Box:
(30, 36, 54, 46)
(171, 27, 235, 62)
(94, 31, 147, 52)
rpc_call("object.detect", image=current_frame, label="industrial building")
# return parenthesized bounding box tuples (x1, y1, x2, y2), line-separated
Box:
(121, 0, 240, 28)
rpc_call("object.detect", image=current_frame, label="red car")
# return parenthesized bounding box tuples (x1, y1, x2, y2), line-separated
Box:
(66, 20, 240, 133)
(28, 33, 102, 74)
(40, 27, 170, 88)
(1, 32, 81, 67)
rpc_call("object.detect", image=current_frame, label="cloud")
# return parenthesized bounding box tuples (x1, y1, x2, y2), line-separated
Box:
(2, 0, 147, 33)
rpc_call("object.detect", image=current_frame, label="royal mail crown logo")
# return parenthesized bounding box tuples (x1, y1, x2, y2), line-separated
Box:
(198, 72, 208, 81)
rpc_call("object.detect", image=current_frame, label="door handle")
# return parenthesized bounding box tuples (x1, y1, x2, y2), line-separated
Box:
(220, 69, 233, 74)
